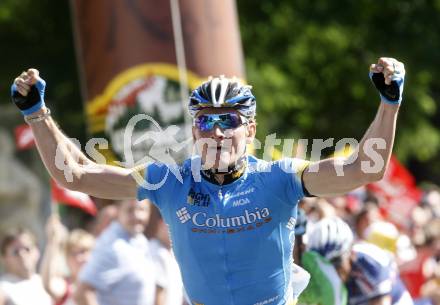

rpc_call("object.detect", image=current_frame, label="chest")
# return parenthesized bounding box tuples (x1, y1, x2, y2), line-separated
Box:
(1, 277, 52, 305)
(167, 180, 296, 259)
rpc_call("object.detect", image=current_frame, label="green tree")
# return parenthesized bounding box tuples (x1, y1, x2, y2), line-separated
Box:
(2, 0, 440, 182)
(237, 0, 440, 182)
(0, 0, 85, 141)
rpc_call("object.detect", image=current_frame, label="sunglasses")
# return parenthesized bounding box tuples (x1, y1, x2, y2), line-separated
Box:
(194, 113, 247, 132)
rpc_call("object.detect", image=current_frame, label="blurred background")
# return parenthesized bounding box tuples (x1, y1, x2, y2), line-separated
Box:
(2, 0, 440, 178)
(1, 0, 440, 303)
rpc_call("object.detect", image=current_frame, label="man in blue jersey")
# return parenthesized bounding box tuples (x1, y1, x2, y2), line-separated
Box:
(11, 57, 404, 305)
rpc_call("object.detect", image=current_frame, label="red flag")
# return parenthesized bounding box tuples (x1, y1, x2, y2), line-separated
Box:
(367, 155, 422, 227)
(14, 124, 35, 150)
(51, 180, 97, 216)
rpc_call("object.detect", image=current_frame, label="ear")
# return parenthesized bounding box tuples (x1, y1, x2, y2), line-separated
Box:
(245, 121, 256, 144)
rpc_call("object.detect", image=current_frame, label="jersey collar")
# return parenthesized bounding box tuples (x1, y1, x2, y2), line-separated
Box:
(201, 155, 247, 185)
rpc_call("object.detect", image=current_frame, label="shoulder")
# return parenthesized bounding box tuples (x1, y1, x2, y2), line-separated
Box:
(247, 156, 309, 174)
(303, 251, 339, 279)
(144, 159, 194, 184)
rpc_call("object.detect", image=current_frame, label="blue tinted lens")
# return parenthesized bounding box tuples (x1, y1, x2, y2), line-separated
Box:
(195, 113, 242, 131)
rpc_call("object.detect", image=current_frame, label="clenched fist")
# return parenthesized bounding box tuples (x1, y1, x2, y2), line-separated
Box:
(11, 68, 46, 115)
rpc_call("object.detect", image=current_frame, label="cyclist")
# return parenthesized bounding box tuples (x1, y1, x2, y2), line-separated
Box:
(11, 57, 404, 305)
(303, 217, 413, 305)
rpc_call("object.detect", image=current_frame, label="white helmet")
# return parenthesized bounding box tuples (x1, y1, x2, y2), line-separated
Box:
(188, 75, 256, 118)
(307, 217, 354, 260)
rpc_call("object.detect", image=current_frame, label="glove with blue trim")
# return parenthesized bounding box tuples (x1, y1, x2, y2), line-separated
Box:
(11, 69, 46, 116)
(369, 58, 405, 105)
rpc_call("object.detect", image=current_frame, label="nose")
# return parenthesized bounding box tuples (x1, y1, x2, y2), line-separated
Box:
(211, 124, 225, 139)
(16, 249, 29, 259)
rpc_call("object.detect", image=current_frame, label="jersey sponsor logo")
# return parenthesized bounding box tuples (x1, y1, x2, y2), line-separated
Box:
(232, 197, 250, 207)
(176, 207, 273, 234)
(187, 188, 210, 207)
(192, 208, 270, 227)
(176, 207, 191, 223)
(191, 217, 272, 234)
(224, 187, 255, 201)
(286, 217, 296, 230)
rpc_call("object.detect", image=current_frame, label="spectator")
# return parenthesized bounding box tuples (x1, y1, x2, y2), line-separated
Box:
(74, 199, 160, 305)
(89, 205, 118, 237)
(146, 205, 184, 305)
(420, 265, 440, 305)
(0, 228, 52, 305)
(354, 203, 381, 240)
(41, 215, 95, 305)
(419, 219, 440, 305)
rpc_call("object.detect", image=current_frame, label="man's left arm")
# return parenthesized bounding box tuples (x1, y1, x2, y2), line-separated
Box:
(303, 57, 404, 197)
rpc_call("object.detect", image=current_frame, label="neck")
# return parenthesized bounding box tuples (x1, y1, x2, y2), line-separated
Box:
(201, 156, 247, 185)
(8, 270, 32, 280)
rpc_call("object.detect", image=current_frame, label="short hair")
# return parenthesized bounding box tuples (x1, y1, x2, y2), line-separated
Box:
(65, 229, 94, 255)
(0, 228, 36, 256)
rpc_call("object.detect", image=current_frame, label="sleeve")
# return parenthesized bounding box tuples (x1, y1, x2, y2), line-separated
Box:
(79, 243, 121, 291)
(271, 158, 310, 206)
(136, 162, 176, 209)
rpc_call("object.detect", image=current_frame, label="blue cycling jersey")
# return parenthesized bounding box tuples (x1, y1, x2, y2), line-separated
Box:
(137, 155, 307, 305)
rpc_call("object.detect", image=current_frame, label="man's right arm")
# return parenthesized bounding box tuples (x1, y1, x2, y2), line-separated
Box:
(14, 69, 140, 200)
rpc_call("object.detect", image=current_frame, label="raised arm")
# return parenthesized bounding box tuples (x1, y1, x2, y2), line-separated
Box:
(74, 282, 100, 305)
(12, 69, 140, 199)
(303, 57, 404, 197)
(40, 215, 69, 302)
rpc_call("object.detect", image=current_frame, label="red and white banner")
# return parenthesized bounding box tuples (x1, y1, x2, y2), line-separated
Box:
(51, 180, 97, 216)
(367, 155, 422, 227)
(14, 124, 35, 150)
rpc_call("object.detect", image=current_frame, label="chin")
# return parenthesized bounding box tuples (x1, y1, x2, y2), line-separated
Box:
(134, 225, 145, 234)
(203, 152, 236, 169)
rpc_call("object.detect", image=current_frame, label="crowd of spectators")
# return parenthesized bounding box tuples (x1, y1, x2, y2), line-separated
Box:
(300, 186, 440, 305)
(0, 200, 186, 305)
(1, 185, 439, 305)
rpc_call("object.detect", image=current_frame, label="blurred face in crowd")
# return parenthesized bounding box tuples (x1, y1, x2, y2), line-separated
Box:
(337, 251, 354, 283)
(355, 204, 381, 240)
(92, 205, 118, 236)
(66, 230, 94, 280)
(192, 108, 256, 170)
(118, 200, 151, 235)
(1, 233, 39, 279)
